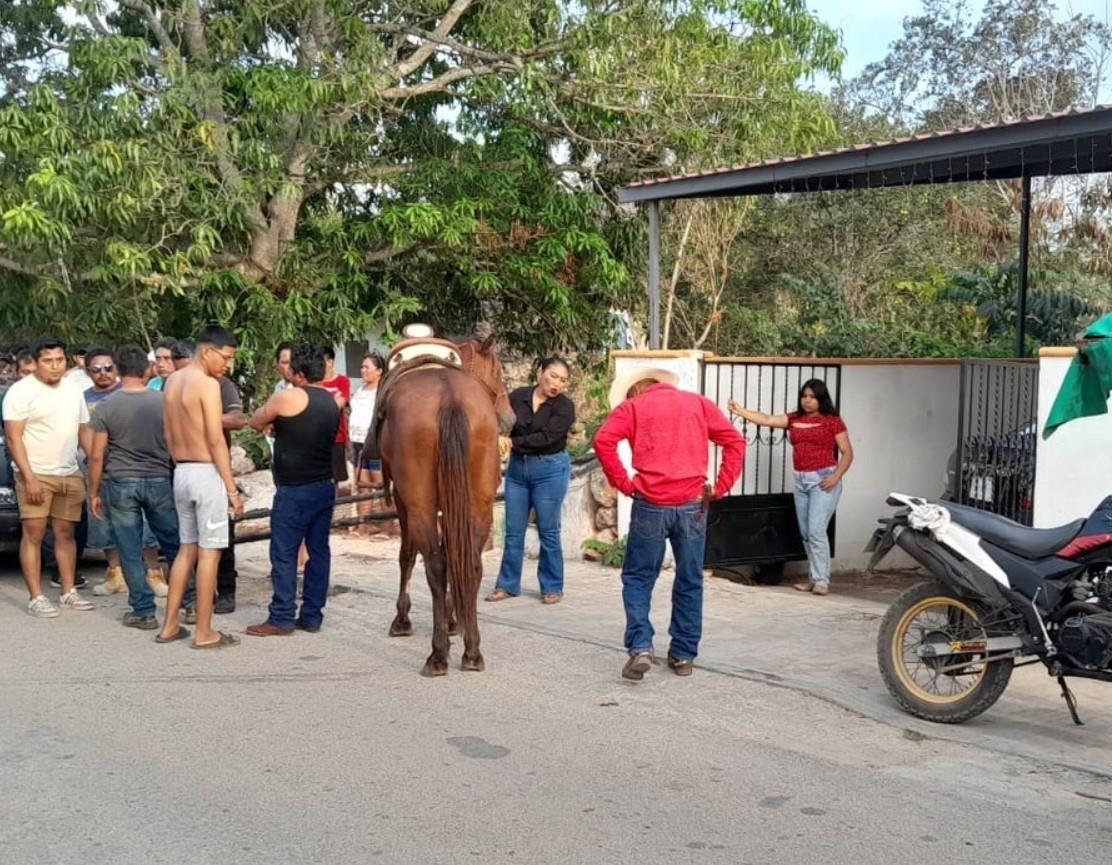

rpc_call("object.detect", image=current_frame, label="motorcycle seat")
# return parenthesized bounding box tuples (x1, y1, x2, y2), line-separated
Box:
(938, 501, 1084, 560)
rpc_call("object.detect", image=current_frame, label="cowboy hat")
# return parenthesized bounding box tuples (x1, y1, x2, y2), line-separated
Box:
(608, 365, 680, 409)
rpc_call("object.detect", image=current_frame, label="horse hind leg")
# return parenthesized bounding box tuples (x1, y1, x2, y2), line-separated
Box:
(421, 545, 451, 678)
(460, 556, 485, 672)
(388, 532, 416, 638)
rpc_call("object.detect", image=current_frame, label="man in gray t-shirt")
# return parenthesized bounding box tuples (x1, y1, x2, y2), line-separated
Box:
(87, 346, 183, 629)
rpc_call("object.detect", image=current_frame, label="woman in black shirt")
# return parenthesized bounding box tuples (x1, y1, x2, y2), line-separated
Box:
(486, 357, 575, 604)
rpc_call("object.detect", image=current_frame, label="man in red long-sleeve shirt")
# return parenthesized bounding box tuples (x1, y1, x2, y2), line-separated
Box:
(593, 366, 745, 681)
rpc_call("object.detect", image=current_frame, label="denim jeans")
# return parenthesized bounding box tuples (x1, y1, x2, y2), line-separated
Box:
(793, 468, 842, 588)
(267, 481, 336, 629)
(621, 497, 707, 662)
(495, 452, 571, 597)
(103, 477, 181, 617)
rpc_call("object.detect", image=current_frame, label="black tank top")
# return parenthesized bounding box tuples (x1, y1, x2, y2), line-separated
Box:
(273, 387, 340, 486)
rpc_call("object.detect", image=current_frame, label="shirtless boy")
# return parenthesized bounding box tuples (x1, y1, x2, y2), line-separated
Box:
(156, 327, 245, 648)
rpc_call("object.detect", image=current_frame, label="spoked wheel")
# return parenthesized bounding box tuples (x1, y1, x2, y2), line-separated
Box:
(877, 581, 1013, 724)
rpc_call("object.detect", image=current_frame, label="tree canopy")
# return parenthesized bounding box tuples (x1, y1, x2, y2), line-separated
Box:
(0, 0, 842, 356)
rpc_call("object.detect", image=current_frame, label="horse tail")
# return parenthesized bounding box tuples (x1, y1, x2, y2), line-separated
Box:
(437, 398, 478, 626)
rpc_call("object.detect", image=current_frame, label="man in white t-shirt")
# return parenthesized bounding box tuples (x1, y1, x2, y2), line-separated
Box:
(62, 347, 93, 392)
(2, 337, 96, 617)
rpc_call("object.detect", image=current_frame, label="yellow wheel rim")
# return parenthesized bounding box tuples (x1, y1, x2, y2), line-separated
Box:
(891, 596, 989, 705)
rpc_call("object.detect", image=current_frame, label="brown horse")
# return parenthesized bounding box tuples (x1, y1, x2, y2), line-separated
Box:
(379, 335, 514, 676)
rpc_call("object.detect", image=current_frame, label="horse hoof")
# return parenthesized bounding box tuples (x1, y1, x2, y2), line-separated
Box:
(461, 655, 485, 672)
(389, 621, 413, 637)
(421, 657, 449, 677)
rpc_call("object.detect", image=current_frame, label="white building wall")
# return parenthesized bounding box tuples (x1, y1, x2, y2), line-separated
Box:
(834, 363, 960, 569)
(1034, 349, 1112, 528)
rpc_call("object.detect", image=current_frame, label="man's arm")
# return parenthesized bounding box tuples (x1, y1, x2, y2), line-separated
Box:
(591, 405, 636, 497)
(88, 430, 108, 518)
(248, 389, 301, 433)
(704, 399, 746, 499)
(201, 379, 243, 515)
(3, 419, 43, 504)
(78, 422, 92, 458)
(220, 378, 247, 431)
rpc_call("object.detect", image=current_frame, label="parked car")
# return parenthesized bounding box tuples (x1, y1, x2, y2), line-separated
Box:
(0, 392, 22, 552)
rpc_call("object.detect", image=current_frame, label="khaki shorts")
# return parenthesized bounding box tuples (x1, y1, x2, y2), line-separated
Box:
(15, 473, 86, 522)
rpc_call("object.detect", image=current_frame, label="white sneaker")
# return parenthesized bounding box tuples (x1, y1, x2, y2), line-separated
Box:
(59, 590, 94, 611)
(28, 595, 60, 618)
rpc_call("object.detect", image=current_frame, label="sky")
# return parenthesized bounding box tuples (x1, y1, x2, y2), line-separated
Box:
(807, 0, 1112, 80)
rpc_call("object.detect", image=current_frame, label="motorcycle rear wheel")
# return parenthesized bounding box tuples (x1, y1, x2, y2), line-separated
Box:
(877, 580, 1014, 724)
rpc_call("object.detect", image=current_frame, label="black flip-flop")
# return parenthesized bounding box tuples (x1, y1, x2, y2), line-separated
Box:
(154, 627, 191, 644)
(192, 631, 240, 650)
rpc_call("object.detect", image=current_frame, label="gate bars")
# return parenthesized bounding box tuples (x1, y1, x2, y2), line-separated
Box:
(953, 359, 1038, 525)
(702, 359, 842, 496)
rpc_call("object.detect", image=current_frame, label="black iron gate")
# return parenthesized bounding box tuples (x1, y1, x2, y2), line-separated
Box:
(701, 359, 842, 567)
(952, 359, 1038, 525)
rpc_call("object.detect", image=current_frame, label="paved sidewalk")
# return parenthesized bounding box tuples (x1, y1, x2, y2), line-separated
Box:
(279, 535, 1112, 777)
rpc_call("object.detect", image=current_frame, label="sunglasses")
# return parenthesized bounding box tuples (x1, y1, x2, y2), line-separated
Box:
(89, 364, 115, 373)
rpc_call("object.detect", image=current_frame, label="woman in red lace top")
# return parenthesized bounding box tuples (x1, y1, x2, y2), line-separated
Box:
(728, 379, 853, 595)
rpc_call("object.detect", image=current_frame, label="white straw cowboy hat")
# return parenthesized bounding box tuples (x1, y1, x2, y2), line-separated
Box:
(608, 366, 680, 409)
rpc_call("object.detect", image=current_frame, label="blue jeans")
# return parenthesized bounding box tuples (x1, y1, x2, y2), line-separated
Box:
(621, 497, 707, 662)
(793, 468, 842, 587)
(103, 478, 181, 617)
(267, 481, 336, 629)
(495, 452, 571, 597)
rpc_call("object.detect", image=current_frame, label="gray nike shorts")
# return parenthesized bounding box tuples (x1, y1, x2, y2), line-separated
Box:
(174, 463, 230, 550)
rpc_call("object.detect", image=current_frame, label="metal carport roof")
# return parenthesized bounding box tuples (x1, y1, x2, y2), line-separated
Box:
(617, 106, 1112, 352)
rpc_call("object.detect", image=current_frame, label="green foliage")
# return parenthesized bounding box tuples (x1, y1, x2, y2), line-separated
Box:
(0, 0, 842, 358)
(582, 536, 627, 568)
(234, 426, 272, 470)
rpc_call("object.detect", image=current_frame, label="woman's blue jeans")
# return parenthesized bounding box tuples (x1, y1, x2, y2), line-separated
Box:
(495, 452, 571, 597)
(621, 497, 707, 662)
(792, 468, 842, 587)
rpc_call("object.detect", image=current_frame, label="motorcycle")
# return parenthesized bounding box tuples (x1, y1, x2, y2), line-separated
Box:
(866, 493, 1112, 724)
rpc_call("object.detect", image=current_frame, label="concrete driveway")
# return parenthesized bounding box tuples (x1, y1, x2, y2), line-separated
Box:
(2, 541, 1111, 865)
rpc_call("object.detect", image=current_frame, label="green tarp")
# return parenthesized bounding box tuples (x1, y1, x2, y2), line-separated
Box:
(1043, 312, 1112, 439)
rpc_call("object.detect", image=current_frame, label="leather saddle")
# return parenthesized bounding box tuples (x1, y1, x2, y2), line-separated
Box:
(386, 338, 462, 371)
(361, 340, 465, 463)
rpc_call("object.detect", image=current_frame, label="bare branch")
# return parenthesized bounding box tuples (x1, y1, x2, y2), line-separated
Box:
(382, 59, 524, 100)
(385, 0, 474, 82)
(119, 0, 177, 57)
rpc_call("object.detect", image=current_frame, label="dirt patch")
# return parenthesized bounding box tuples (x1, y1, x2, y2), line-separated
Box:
(711, 566, 923, 605)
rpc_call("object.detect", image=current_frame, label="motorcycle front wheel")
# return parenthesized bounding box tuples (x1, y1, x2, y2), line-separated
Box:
(877, 580, 1014, 724)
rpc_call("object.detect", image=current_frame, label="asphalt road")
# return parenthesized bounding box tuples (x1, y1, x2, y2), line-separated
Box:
(2, 552, 1111, 865)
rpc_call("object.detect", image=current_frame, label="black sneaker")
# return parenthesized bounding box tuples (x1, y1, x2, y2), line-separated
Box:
(295, 619, 321, 633)
(622, 652, 654, 681)
(214, 594, 236, 615)
(122, 612, 159, 630)
(50, 575, 87, 589)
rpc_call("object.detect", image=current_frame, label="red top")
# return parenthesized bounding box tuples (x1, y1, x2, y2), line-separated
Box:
(787, 412, 847, 472)
(322, 374, 352, 444)
(593, 383, 746, 506)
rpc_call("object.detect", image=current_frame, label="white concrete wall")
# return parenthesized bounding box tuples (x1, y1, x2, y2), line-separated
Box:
(1035, 350, 1112, 528)
(834, 363, 960, 569)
